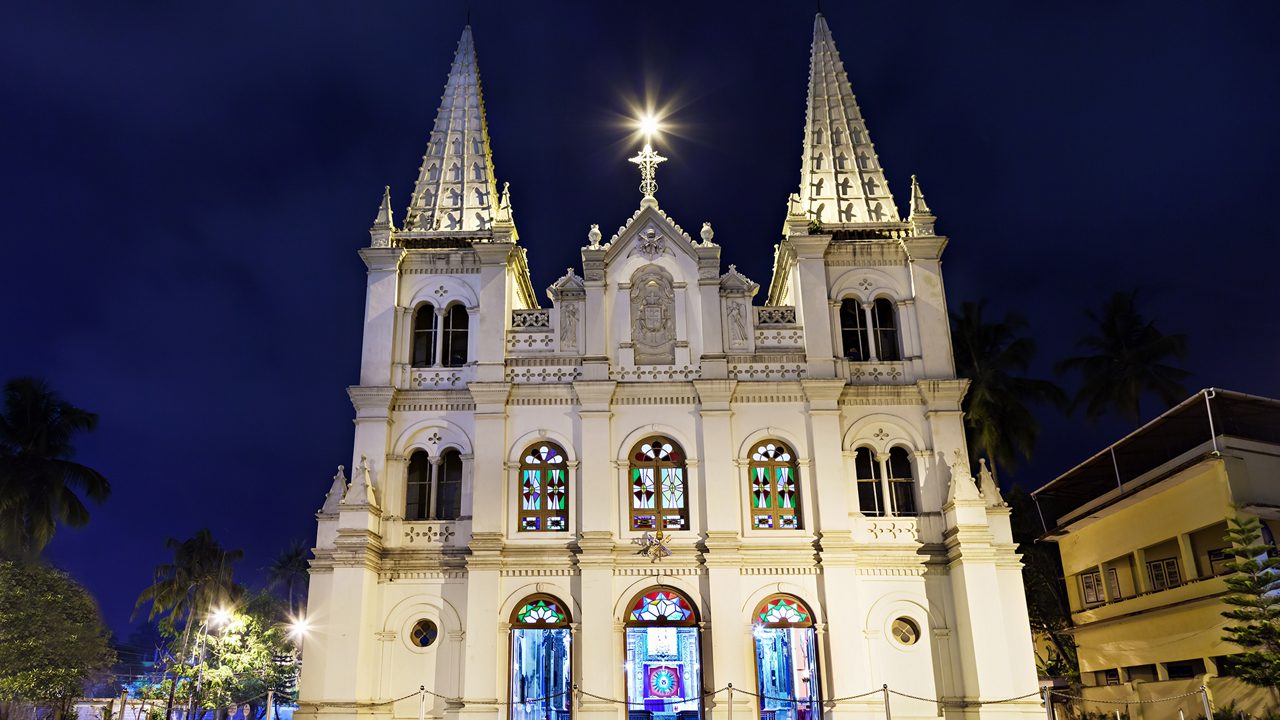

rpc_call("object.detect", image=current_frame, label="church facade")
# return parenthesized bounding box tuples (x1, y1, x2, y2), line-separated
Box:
(297, 15, 1042, 720)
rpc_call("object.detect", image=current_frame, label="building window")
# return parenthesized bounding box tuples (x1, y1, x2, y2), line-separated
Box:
(518, 443, 569, 532)
(412, 305, 438, 367)
(629, 436, 689, 531)
(854, 447, 884, 516)
(1081, 568, 1120, 604)
(1146, 557, 1182, 591)
(872, 298, 900, 361)
(405, 451, 432, 521)
(624, 588, 701, 720)
(886, 447, 916, 516)
(749, 440, 801, 530)
(752, 596, 820, 720)
(510, 594, 572, 720)
(410, 619, 438, 648)
(1097, 669, 1120, 686)
(405, 449, 463, 521)
(441, 304, 469, 367)
(839, 299, 870, 361)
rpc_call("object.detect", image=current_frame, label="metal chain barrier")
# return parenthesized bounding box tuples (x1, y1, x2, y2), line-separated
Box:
(576, 684, 730, 709)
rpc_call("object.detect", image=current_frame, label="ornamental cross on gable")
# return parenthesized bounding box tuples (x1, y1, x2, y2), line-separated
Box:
(629, 142, 667, 200)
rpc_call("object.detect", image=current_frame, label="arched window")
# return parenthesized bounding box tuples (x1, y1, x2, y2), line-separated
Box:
(509, 594, 572, 720)
(437, 449, 463, 521)
(518, 443, 569, 532)
(624, 588, 701, 720)
(749, 440, 801, 530)
(854, 447, 884, 516)
(887, 447, 917, 516)
(873, 298, 900, 361)
(752, 595, 821, 720)
(405, 451, 431, 521)
(629, 437, 688, 531)
(412, 305, 439, 368)
(839, 299, 869, 361)
(442, 304, 469, 367)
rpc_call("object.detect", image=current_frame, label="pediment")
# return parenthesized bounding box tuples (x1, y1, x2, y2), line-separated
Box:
(601, 204, 706, 266)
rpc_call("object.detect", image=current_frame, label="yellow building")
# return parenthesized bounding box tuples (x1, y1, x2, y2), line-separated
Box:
(1033, 389, 1280, 716)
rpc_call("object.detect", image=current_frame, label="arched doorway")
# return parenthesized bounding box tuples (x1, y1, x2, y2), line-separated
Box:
(623, 588, 702, 720)
(510, 594, 572, 720)
(752, 595, 820, 720)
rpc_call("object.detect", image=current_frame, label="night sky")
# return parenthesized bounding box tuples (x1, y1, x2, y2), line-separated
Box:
(3, 2, 1279, 637)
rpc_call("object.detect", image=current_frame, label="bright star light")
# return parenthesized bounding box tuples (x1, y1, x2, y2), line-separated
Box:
(638, 114, 661, 139)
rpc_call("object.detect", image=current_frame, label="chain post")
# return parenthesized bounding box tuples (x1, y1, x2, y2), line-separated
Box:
(882, 685, 891, 720)
(265, 691, 274, 720)
(727, 684, 734, 720)
(1042, 687, 1054, 720)
(1199, 685, 1213, 720)
(419, 686, 428, 720)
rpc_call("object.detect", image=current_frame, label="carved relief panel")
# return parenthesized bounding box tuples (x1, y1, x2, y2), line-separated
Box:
(629, 264, 676, 365)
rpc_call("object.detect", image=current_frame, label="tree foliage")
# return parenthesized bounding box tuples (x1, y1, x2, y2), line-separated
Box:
(1006, 487, 1078, 680)
(135, 529, 244, 636)
(265, 542, 310, 615)
(951, 300, 1065, 478)
(1221, 514, 1280, 689)
(0, 560, 116, 707)
(0, 377, 110, 558)
(194, 593, 300, 713)
(1056, 291, 1190, 421)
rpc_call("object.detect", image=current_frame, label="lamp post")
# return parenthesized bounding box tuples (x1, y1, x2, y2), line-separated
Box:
(188, 607, 232, 720)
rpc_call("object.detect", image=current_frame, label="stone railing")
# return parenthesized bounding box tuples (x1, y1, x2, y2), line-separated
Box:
(511, 309, 550, 329)
(853, 515, 920, 543)
(845, 360, 908, 384)
(755, 306, 797, 326)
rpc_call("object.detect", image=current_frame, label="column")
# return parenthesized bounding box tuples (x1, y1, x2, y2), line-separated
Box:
(1177, 533, 1200, 581)
(433, 307, 446, 368)
(876, 453, 893, 516)
(428, 456, 443, 520)
(1133, 547, 1151, 593)
(1099, 565, 1117, 603)
(861, 303, 878, 361)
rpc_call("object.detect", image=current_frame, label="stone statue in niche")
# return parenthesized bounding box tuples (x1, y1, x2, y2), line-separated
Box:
(726, 301, 748, 348)
(630, 265, 676, 365)
(560, 302, 579, 350)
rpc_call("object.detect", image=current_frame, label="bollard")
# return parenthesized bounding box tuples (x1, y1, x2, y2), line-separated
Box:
(265, 691, 274, 720)
(419, 686, 428, 720)
(1179, 709, 1185, 720)
(882, 685, 891, 720)
(119, 689, 130, 720)
(1042, 687, 1055, 720)
(727, 684, 734, 720)
(1199, 685, 1213, 720)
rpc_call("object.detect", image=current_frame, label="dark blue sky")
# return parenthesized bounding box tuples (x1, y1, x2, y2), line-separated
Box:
(3, 1, 1278, 636)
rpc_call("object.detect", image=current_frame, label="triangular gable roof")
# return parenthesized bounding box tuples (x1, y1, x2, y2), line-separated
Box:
(601, 204, 710, 266)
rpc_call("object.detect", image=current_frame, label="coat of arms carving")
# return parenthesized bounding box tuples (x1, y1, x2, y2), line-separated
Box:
(630, 265, 676, 365)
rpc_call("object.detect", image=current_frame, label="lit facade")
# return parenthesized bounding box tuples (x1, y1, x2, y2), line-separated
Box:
(296, 14, 1042, 720)
(1033, 390, 1280, 715)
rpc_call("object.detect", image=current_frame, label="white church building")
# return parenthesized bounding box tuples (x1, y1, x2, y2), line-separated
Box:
(297, 14, 1043, 720)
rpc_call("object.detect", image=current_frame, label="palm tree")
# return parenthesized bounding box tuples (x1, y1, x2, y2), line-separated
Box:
(951, 300, 1066, 479)
(135, 529, 243, 720)
(266, 541, 311, 614)
(0, 377, 111, 558)
(1056, 290, 1190, 420)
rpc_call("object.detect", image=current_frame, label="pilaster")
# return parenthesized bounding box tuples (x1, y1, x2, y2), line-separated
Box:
(789, 235, 836, 378)
(357, 247, 405, 387)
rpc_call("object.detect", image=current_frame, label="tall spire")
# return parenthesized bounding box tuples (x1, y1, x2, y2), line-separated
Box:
(402, 26, 507, 237)
(797, 14, 900, 227)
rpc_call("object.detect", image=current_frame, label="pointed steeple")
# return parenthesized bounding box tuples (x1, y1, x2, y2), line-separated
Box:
(797, 14, 900, 228)
(909, 175, 936, 236)
(369, 186, 395, 248)
(402, 26, 507, 237)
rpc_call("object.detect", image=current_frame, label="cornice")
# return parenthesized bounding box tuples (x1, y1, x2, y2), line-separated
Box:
(347, 385, 396, 415)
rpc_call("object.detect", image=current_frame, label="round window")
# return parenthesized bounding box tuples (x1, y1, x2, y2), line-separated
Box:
(410, 619, 439, 647)
(890, 617, 919, 646)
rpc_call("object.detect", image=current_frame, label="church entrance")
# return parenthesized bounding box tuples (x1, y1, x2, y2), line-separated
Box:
(752, 596, 820, 720)
(510, 595, 573, 720)
(623, 588, 702, 720)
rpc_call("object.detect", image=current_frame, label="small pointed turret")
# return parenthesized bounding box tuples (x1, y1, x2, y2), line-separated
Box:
(909, 175, 936, 236)
(796, 14, 900, 228)
(369, 186, 396, 248)
(402, 26, 507, 237)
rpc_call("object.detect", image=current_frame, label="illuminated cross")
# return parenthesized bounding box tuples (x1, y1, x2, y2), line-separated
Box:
(629, 142, 667, 200)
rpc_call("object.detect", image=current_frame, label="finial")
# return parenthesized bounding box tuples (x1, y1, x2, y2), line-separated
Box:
(700, 222, 714, 244)
(587, 224, 602, 248)
(321, 465, 348, 514)
(909, 175, 935, 236)
(628, 142, 667, 207)
(369, 186, 396, 248)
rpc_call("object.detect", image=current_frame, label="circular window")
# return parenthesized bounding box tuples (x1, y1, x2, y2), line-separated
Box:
(890, 617, 919, 646)
(410, 619, 439, 648)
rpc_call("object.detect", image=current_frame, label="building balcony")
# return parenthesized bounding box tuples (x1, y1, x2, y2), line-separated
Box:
(1072, 574, 1228, 625)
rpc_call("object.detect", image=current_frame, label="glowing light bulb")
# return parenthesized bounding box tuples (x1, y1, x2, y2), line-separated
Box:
(288, 616, 311, 639)
(209, 607, 232, 627)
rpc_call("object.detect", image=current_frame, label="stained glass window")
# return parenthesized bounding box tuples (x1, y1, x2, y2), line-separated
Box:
(749, 441, 801, 530)
(509, 594, 571, 720)
(629, 436, 688, 531)
(517, 443, 569, 532)
(753, 595, 820, 720)
(626, 588, 696, 626)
